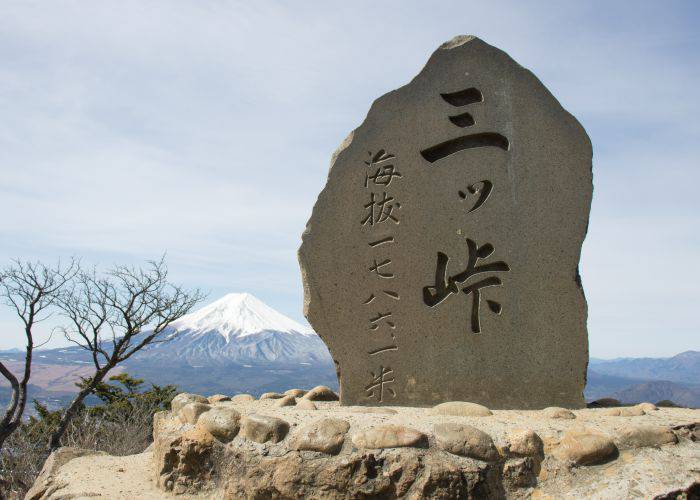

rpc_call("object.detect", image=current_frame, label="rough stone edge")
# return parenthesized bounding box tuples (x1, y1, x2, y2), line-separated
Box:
(439, 34, 476, 49)
(25, 447, 107, 500)
(297, 36, 480, 406)
(653, 480, 700, 500)
(297, 34, 593, 407)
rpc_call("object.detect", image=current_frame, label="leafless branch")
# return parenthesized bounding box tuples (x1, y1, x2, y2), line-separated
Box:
(0, 258, 79, 450)
(49, 256, 203, 450)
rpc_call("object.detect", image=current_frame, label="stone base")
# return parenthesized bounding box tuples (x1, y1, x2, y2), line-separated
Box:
(153, 392, 699, 498)
(29, 392, 700, 499)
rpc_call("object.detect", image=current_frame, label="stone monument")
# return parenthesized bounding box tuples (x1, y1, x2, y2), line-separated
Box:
(299, 35, 593, 409)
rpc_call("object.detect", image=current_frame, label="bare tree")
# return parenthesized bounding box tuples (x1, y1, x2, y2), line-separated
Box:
(0, 259, 78, 451)
(49, 257, 203, 450)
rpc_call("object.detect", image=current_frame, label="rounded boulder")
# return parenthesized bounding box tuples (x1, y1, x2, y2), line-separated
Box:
(506, 428, 544, 458)
(276, 395, 297, 407)
(604, 406, 645, 417)
(349, 407, 398, 415)
(231, 394, 255, 403)
(430, 401, 492, 417)
(207, 394, 231, 404)
(616, 425, 677, 449)
(352, 424, 428, 449)
(171, 393, 208, 413)
(197, 406, 241, 442)
(259, 392, 285, 400)
(434, 423, 500, 461)
(636, 402, 658, 412)
(295, 398, 317, 410)
(553, 428, 617, 465)
(304, 386, 339, 401)
(241, 414, 290, 443)
(284, 389, 306, 398)
(179, 402, 211, 425)
(294, 418, 350, 454)
(542, 407, 576, 419)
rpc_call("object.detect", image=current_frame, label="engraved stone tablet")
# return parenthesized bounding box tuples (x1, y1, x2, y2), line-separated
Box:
(299, 36, 592, 409)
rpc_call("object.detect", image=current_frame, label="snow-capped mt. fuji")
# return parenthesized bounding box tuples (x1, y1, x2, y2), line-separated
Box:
(168, 293, 315, 342)
(134, 293, 332, 367)
(18, 293, 338, 397)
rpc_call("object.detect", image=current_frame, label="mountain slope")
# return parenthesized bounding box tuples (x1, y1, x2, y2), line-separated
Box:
(584, 369, 650, 400)
(610, 380, 700, 408)
(120, 293, 337, 393)
(1, 293, 338, 397)
(589, 351, 700, 384)
(2, 296, 696, 404)
(133, 293, 331, 367)
(169, 292, 315, 340)
(586, 351, 700, 407)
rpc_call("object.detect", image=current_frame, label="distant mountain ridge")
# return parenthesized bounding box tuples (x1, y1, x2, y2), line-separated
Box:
(168, 292, 315, 340)
(1, 292, 337, 397)
(589, 351, 699, 385)
(1, 297, 697, 406)
(134, 293, 330, 366)
(586, 351, 699, 407)
(122, 293, 336, 394)
(611, 380, 700, 408)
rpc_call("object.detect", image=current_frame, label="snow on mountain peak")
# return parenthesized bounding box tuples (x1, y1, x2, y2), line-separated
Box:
(170, 292, 314, 341)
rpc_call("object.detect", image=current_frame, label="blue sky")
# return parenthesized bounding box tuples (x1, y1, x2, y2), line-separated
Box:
(0, 1, 698, 357)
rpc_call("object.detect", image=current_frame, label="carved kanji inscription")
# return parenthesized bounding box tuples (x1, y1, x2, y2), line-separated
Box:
(300, 36, 592, 409)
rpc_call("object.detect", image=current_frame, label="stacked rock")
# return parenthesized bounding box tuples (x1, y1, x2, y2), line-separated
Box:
(165, 391, 683, 465)
(153, 389, 693, 497)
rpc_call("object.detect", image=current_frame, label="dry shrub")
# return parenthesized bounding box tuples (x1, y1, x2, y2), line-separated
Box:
(0, 375, 175, 498)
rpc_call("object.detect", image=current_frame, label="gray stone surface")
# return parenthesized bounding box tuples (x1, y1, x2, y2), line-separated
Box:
(298, 35, 592, 409)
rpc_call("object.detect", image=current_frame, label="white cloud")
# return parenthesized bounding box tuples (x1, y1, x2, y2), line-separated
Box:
(0, 1, 697, 356)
